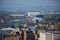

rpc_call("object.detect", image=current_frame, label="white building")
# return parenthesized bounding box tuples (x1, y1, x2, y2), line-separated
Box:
(9, 13, 26, 22)
(9, 14, 25, 16)
(38, 32, 60, 40)
(32, 17, 43, 22)
(28, 12, 41, 17)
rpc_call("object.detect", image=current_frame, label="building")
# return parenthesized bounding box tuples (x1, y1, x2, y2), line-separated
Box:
(32, 17, 43, 22)
(9, 13, 26, 22)
(38, 32, 60, 40)
(28, 12, 41, 17)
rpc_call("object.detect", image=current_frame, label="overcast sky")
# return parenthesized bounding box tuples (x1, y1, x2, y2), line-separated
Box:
(0, 0, 60, 11)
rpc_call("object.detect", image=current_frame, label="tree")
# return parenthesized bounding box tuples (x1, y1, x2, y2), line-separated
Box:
(44, 14, 56, 23)
(14, 24, 22, 29)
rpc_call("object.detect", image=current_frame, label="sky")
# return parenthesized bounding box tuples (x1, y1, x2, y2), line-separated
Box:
(0, 0, 60, 11)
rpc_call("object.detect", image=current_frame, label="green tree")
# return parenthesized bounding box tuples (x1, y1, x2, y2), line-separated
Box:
(44, 14, 56, 22)
(14, 24, 22, 29)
